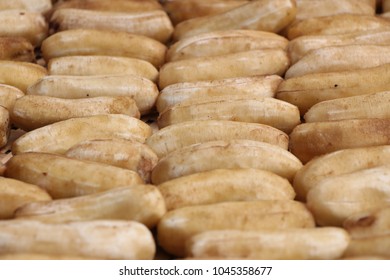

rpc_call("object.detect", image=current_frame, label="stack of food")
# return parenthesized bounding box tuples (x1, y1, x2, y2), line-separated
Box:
(0, 0, 389, 260)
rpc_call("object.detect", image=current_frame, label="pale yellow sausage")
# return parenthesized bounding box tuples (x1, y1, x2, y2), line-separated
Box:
(51, 0, 162, 14)
(288, 28, 390, 64)
(295, 0, 374, 21)
(173, 0, 296, 41)
(276, 63, 390, 115)
(41, 29, 167, 68)
(5, 152, 144, 199)
(147, 120, 289, 158)
(304, 92, 390, 122)
(285, 45, 390, 79)
(187, 228, 350, 260)
(307, 165, 390, 226)
(158, 168, 295, 210)
(0, 220, 155, 260)
(167, 30, 288, 62)
(27, 75, 158, 115)
(158, 200, 314, 256)
(157, 75, 282, 113)
(15, 185, 166, 228)
(293, 145, 390, 201)
(65, 139, 158, 182)
(162, 0, 247, 25)
(286, 14, 390, 40)
(289, 119, 390, 164)
(11, 96, 140, 131)
(48, 56, 158, 82)
(50, 9, 173, 43)
(151, 140, 303, 184)
(159, 49, 289, 89)
(157, 97, 300, 134)
(12, 114, 152, 155)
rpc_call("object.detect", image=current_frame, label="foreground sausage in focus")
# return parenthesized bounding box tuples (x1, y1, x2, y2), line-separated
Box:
(5, 152, 144, 199)
(11, 95, 140, 131)
(147, 120, 289, 158)
(0, 220, 155, 259)
(152, 140, 303, 184)
(158, 200, 315, 256)
(27, 74, 158, 115)
(158, 168, 295, 210)
(186, 228, 350, 260)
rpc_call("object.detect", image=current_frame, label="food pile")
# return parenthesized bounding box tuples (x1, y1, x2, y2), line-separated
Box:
(0, 0, 389, 260)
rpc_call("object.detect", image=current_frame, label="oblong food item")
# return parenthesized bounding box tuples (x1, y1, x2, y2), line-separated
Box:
(0, 0, 52, 14)
(51, 0, 162, 14)
(41, 29, 167, 68)
(286, 14, 390, 40)
(0, 61, 47, 93)
(151, 140, 303, 184)
(50, 9, 173, 43)
(306, 165, 390, 226)
(48, 56, 158, 82)
(0, 177, 51, 220)
(295, 0, 374, 21)
(0, 106, 10, 148)
(285, 45, 390, 79)
(167, 30, 288, 62)
(276, 63, 390, 115)
(0, 220, 155, 260)
(159, 49, 289, 88)
(157, 200, 315, 256)
(156, 75, 282, 113)
(147, 120, 289, 158)
(288, 28, 390, 64)
(158, 168, 295, 210)
(173, 0, 296, 41)
(65, 139, 158, 182)
(289, 119, 390, 164)
(344, 207, 390, 239)
(293, 145, 390, 201)
(162, 0, 247, 25)
(11, 114, 152, 155)
(11, 96, 140, 131)
(157, 97, 300, 134)
(5, 152, 144, 199)
(0, 37, 34, 62)
(0, 84, 24, 111)
(187, 228, 350, 260)
(304, 92, 390, 122)
(27, 74, 158, 115)
(15, 185, 166, 228)
(344, 235, 390, 258)
(0, 10, 48, 46)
